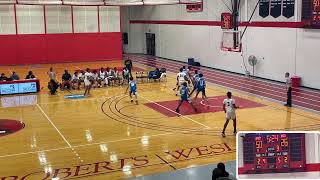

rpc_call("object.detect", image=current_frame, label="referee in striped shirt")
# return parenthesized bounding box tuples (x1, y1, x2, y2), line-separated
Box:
(284, 72, 292, 107)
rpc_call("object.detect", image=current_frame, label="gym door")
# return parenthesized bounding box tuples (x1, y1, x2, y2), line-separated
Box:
(146, 33, 156, 56)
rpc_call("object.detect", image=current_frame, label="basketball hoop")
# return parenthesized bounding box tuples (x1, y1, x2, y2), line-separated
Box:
(220, 30, 242, 52)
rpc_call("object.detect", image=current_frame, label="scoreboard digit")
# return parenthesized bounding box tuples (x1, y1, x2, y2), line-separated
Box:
(302, 0, 320, 28)
(242, 133, 306, 174)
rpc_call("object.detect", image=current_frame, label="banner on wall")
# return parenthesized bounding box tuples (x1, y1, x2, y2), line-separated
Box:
(282, 0, 295, 18)
(259, 0, 270, 18)
(270, 0, 282, 18)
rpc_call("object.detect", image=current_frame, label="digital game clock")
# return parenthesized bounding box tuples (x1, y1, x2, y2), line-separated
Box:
(242, 133, 306, 174)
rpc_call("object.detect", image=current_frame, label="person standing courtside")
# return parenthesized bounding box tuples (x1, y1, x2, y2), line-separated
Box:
(284, 72, 292, 107)
(47, 67, 57, 81)
(124, 57, 133, 77)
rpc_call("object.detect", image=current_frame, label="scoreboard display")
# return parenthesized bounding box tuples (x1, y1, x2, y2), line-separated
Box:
(302, 0, 320, 28)
(242, 133, 306, 174)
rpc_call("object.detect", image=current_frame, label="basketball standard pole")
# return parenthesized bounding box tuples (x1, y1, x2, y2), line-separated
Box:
(232, 0, 239, 49)
(241, 0, 261, 40)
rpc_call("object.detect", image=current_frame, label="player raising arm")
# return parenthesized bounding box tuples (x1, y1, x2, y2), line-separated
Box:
(221, 92, 239, 137)
(125, 77, 138, 104)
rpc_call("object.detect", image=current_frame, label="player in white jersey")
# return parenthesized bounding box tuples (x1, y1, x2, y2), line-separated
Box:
(71, 71, 81, 90)
(173, 68, 187, 96)
(92, 70, 99, 88)
(83, 68, 93, 96)
(221, 92, 238, 137)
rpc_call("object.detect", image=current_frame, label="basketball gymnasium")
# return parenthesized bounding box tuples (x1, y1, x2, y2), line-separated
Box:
(0, 0, 319, 180)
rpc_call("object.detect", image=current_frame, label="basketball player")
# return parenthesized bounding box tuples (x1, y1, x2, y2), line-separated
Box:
(83, 68, 93, 96)
(194, 73, 208, 102)
(113, 67, 120, 85)
(189, 70, 200, 97)
(99, 67, 106, 87)
(175, 82, 197, 114)
(221, 92, 238, 137)
(92, 70, 99, 88)
(106, 67, 114, 86)
(122, 67, 130, 85)
(71, 71, 81, 90)
(173, 68, 187, 96)
(125, 77, 138, 104)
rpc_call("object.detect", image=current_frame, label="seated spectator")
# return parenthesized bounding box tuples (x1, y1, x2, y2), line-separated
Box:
(212, 162, 230, 180)
(0, 73, 8, 82)
(25, 71, 36, 79)
(113, 67, 121, 85)
(79, 71, 85, 88)
(71, 71, 81, 90)
(122, 67, 130, 85)
(92, 70, 99, 88)
(106, 67, 114, 86)
(160, 68, 167, 81)
(10, 72, 20, 81)
(99, 67, 107, 87)
(148, 68, 161, 80)
(48, 79, 59, 95)
(61, 70, 72, 90)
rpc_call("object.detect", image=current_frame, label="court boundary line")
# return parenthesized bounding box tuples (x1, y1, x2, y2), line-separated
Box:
(36, 104, 72, 148)
(139, 95, 211, 129)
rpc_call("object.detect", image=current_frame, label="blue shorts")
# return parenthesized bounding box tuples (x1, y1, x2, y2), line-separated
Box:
(181, 96, 188, 102)
(197, 87, 206, 95)
(130, 90, 136, 95)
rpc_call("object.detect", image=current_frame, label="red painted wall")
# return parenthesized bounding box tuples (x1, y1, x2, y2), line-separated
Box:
(0, 32, 122, 65)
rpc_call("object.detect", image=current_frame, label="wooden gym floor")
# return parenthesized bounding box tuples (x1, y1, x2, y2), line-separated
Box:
(0, 58, 320, 179)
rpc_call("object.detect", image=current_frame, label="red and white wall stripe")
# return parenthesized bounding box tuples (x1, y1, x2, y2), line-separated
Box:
(122, 0, 320, 89)
(0, 4, 122, 65)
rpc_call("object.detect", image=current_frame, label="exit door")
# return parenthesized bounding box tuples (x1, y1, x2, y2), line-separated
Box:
(146, 33, 156, 56)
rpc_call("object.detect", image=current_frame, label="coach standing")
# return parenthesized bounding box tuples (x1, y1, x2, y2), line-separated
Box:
(124, 57, 133, 78)
(284, 72, 292, 107)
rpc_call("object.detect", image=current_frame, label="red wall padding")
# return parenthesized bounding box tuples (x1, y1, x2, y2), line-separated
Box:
(0, 32, 122, 65)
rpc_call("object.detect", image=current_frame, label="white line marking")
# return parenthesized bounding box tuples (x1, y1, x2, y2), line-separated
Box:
(0, 132, 173, 158)
(139, 95, 211, 129)
(36, 104, 72, 148)
(73, 132, 173, 148)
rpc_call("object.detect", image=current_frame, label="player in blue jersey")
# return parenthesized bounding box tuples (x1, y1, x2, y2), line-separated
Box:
(125, 77, 138, 104)
(175, 82, 197, 114)
(194, 73, 208, 102)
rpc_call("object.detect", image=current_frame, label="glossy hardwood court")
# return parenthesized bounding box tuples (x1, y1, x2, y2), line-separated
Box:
(0, 59, 320, 179)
